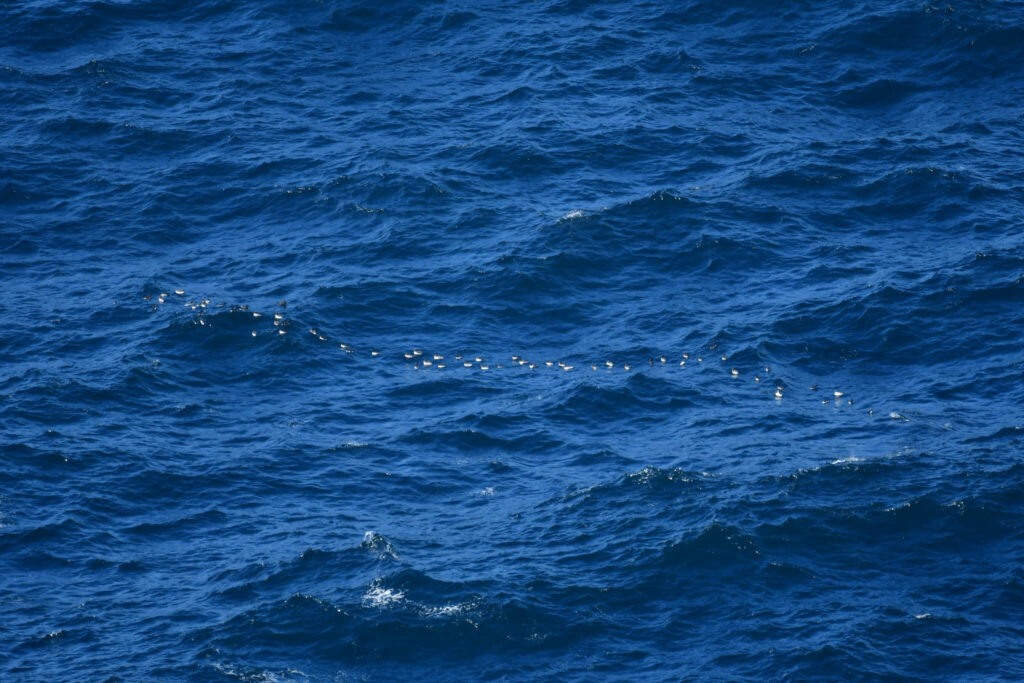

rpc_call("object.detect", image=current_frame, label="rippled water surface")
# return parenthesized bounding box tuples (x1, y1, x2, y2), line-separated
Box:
(3, 0, 1024, 679)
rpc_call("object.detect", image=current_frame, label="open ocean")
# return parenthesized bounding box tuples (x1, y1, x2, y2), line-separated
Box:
(3, 0, 1024, 680)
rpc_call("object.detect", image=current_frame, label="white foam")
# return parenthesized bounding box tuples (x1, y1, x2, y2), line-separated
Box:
(363, 583, 404, 608)
(560, 209, 584, 220)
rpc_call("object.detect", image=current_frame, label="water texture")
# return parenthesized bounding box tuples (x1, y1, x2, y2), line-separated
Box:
(3, 0, 1024, 679)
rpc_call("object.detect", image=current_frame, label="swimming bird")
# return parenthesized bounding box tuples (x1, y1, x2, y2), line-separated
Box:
(591, 365, 597, 370)
(423, 360, 432, 367)
(404, 352, 414, 359)
(413, 349, 423, 356)
(480, 365, 489, 370)
(251, 331, 257, 337)
(339, 343, 349, 350)
(697, 357, 703, 362)
(834, 391, 844, 398)
(563, 365, 573, 371)
(624, 364, 631, 371)
(682, 353, 689, 359)
(606, 361, 613, 368)
(371, 350, 380, 356)
(174, 289, 184, 295)
(278, 329, 286, 335)
(475, 357, 483, 362)
(464, 362, 473, 368)
(433, 354, 443, 360)
(253, 312, 262, 318)
(721, 355, 727, 361)
(660, 356, 666, 364)
(679, 360, 686, 367)
(455, 354, 463, 360)
(437, 364, 446, 369)
(731, 368, 739, 376)
(274, 313, 283, 320)
(754, 375, 760, 382)
(546, 361, 554, 367)
(810, 384, 818, 391)
(775, 388, 783, 399)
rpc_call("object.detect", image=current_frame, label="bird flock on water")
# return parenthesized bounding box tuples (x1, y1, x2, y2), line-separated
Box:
(142, 290, 875, 412)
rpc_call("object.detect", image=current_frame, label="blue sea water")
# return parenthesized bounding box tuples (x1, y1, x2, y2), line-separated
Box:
(3, 0, 1024, 679)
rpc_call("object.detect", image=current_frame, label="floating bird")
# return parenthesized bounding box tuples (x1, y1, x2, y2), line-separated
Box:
(765, 366, 771, 373)
(606, 361, 613, 368)
(251, 331, 257, 337)
(274, 313, 283, 320)
(834, 391, 844, 398)
(810, 384, 818, 391)
(464, 362, 473, 368)
(731, 368, 739, 377)
(546, 361, 554, 367)
(563, 365, 573, 371)
(754, 375, 760, 382)
(679, 360, 686, 367)
(455, 354, 463, 360)
(697, 357, 703, 362)
(371, 351, 380, 356)
(253, 312, 262, 318)
(423, 360, 432, 367)
(433, 354, 443, 360)
(775, 388, 783, 399)
(413, 349, 423, 356)
(660, 356, 666, 364)
(624, 364, 631, 371)
(475, 357, 483, 362)
(278, 329, 286, 335)
(174, 289, 184, 295)
(721, 355, 727, 361)
(480, 365, 489, 370)
(682, 353, 689, 359)
(710, 342, 718, 350)
(437, 364, 446, 369)
(591, 365, 598, 370)
(404, 352, 414, 359)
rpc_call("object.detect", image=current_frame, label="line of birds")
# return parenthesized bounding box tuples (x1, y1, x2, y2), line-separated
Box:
(144, 291, 864, 408)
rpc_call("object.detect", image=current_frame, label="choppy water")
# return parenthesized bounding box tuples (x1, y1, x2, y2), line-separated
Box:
(3, 0, 1024, 680)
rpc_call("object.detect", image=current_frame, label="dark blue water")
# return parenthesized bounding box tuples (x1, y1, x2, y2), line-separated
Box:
(3, 0, 1024, 679)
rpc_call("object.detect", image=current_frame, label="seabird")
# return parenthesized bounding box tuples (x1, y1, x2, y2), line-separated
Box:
(660, 356, 666, 363)
(731, 368, 739, 376)
(413, 349, 423, 356)
(606, 361, 613, 368)
(174, 289, 184, 295)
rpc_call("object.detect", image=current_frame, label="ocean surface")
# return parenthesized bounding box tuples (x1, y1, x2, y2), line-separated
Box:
(3, 0, 1024, 679)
